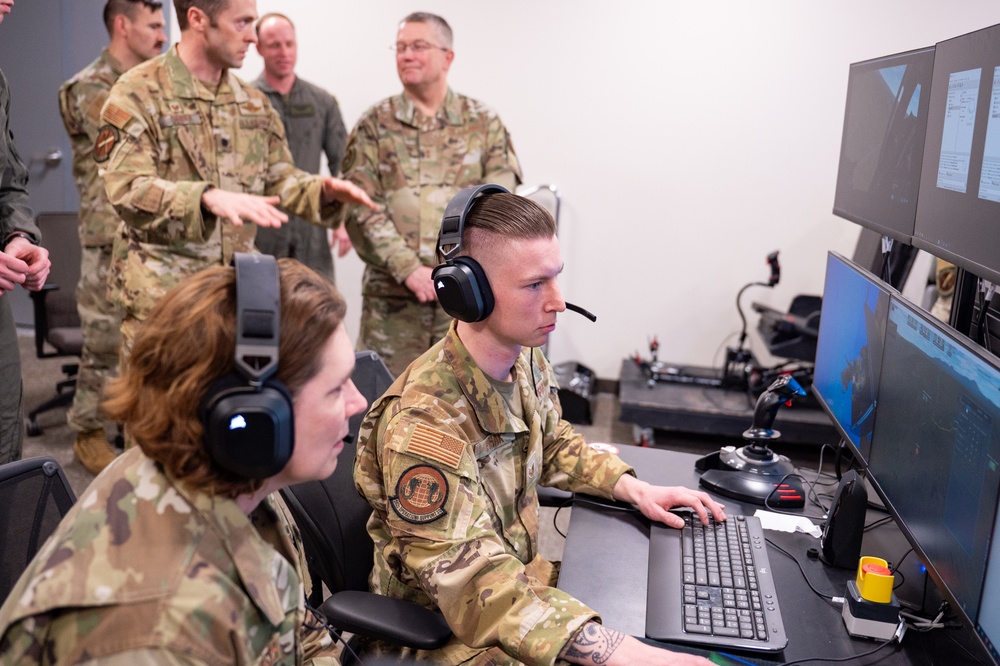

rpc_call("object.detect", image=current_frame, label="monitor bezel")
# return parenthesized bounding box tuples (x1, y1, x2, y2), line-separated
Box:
(866, 293, 1000, 660)
(810, 251, 895, 465)
(912, 22, 1000, 286)
(833, 45, 936, 245)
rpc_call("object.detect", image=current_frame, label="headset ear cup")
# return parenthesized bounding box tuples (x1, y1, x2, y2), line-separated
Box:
(201, 374, 295, 479)
(433, 256, 493, 322)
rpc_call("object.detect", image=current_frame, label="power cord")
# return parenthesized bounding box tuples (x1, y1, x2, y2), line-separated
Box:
(552, 496, 574, 538)
(775, 634, 898, 666)
(764, 537, 840, 604)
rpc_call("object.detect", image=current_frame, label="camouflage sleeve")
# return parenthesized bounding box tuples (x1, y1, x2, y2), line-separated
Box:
(482, 113, 522, 192)
(0, 71, 37, 242)
(100, 87, 215, 242)
(59, 78, 108, 147)
(260, 101, 335, 228)
(379, 409, 598, 665)
(78, 647, 213, 665)
(535, 351, 635, 498)
(340, 114, 421, 283)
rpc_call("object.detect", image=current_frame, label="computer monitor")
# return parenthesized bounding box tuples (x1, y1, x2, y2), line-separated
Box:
(913, 23, 1000, 285)
(811, 252, 892, 463)
(867, 295, 1000, 627)
(978, 514, 1000, 662)
(833, 46, 935, 243)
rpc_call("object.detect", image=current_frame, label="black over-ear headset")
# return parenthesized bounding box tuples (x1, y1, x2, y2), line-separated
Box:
(200, 253, 294, 479)
(432, 183, 510, 322)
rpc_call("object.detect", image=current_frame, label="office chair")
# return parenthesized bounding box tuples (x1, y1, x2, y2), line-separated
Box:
(0, 456, 77, 602)
(280, 351, 452, 661)
(25, 212, 84, 437)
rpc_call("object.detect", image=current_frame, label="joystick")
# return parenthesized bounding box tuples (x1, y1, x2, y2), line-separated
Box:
(695, 375, 807, 507)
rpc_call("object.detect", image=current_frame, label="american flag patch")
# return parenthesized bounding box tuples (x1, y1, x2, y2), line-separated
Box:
(406, 424, 465, 468)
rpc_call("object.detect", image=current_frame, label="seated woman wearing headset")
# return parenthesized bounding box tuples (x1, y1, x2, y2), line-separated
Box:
(0, 256, 367, 665)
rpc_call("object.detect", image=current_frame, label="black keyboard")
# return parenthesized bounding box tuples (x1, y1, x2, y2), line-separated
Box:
(645, 513, 787, 652)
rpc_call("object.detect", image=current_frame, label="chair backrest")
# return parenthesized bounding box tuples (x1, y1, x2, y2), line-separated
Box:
(0, 456, 77, 602)
(32, 213, 83, 357)
(282, 351, 395, 596)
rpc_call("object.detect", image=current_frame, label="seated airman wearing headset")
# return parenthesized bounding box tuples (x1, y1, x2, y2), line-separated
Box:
(0, 256, 366, 664)
(354, 186, 726, 666)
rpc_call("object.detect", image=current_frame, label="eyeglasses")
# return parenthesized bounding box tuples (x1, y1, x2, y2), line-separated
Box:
(391, 41, 449, 55)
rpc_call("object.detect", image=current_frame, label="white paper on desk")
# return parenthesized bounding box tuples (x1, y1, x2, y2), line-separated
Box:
(753, 510, 823, 539)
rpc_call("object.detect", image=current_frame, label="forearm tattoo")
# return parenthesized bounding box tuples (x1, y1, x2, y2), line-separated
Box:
(562, 623, 625, 664)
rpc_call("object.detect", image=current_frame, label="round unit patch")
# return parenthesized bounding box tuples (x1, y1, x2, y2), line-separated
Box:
(390, 464, 449, 524)
(93, 125, 120, 163)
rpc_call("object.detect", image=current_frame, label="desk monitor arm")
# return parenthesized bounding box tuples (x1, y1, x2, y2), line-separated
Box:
(695, 375, 807, 507)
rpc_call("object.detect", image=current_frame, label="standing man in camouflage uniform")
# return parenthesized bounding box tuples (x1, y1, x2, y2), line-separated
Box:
(58, 0, 167, 475)
(355, 189, 724, 666)
(101, 0, 376, 352)
(0, 258, 367, 664)
(0, 0, 52, 464)
(253, 12, 350, 283)
(341, 12, 521, 378)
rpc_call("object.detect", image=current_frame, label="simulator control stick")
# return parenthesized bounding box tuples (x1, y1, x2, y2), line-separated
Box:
(695, 375, 808, 508)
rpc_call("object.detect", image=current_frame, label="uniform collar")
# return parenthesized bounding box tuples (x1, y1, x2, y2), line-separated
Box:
(394, 87, 462, 127)
(164, 45, 250, 105)
(440, 321, 532, 435)
(99, 47, 125, 78)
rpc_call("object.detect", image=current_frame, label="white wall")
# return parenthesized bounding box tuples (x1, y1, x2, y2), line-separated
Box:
(172, 1, 1000, 379)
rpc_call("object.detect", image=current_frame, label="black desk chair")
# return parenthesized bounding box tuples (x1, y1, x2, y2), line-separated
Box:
(0, 456, 76, 602)
(26, 212, 83, 436)
(281, 351, 452, 662)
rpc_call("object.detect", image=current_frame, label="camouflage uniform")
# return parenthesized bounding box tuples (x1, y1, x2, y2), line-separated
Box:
(340, 89, 521, 377)
(354, 322, 635, 665)
(58, 48, 124, 435)
(0, 67, 39, 464)
(100, 46, 340, 349)
(253, 75, 347, 282)
(0, 447, 338, 665)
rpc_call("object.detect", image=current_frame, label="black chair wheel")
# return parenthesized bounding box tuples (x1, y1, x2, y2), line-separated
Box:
(26, 420, 43, 437)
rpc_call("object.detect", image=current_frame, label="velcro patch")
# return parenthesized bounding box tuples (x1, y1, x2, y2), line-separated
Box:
(390, 464, 448, 524)
(159, 113, 203, 127)
(85, 92, 109, 125)
(405, 423, 465, 468)
(102, 102, 133, 129)
(93, 125, 119, 163)
(239, 117, 270, 130)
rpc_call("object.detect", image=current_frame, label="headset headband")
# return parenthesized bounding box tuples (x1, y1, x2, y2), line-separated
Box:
(437, 184, 510, 262)
(233, 253, 280, 386)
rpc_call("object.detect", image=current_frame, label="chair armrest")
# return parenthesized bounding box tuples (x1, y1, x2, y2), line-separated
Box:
(319, 590, 452, 650)
(28, 285, 58, 359)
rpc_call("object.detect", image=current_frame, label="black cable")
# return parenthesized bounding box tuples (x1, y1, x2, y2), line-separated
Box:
(776, 635, 897, 666)
(761, 472, 827, 520)
(863, 515, 894, 532)
(304, 603, 364, 664)
(891, 548, 914, 590)
(765, 537, 840, 603)
(552, 496, 574, 539)
(735, 281, 771, 349)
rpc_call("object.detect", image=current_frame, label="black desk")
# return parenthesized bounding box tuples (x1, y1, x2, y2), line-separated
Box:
(557, 445, 989, 665)
(618, 359, 838, 446)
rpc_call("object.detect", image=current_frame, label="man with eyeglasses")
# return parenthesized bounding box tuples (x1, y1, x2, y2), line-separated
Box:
(58, 0, 167, 475)
(253, 12, 350, 284)
(340, 11, 521, 378)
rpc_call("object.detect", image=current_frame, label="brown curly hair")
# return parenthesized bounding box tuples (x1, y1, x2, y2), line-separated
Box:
(102, 259, 346, 496)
